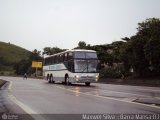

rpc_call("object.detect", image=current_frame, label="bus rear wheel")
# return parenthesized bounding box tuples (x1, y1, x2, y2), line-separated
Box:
(65, 74, 69, 85)
(85, 82, 90, 86)
(50, 74, 55, 83)
(47, 74, 51, 83)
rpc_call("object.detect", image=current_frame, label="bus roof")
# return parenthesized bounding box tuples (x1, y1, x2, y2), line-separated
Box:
(44, 49, 96, 58)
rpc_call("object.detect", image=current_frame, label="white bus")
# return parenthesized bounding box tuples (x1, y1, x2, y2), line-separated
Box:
(43, 49, 99, 86)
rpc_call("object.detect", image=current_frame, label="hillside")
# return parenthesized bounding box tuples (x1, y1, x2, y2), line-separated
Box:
(0, 41, 31, 72)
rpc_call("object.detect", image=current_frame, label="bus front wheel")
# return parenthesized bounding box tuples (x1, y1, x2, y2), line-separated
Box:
(85, 82, 90, 86)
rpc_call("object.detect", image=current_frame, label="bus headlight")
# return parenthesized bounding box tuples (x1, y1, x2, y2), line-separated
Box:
(74, 75, 79, 81)
(95, 75, 99, 81)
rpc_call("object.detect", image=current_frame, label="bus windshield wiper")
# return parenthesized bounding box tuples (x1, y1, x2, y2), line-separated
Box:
(81, 66, 87, 72)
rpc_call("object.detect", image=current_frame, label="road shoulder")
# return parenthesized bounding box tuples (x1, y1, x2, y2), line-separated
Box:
(0, 80, 34, 120)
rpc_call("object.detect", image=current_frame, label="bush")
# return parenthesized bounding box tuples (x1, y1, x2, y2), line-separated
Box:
(100, 66, 125, 78)
(1, 71, 15, 76)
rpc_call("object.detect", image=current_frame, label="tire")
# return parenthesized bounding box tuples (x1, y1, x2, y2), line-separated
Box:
(50, 74, 55, 83)
(85, 82, 90, 86)
(61, 81, 65, 84)
(47, 74, 51, 83)
(65, 74, 69, 85)
(48, 80, 51, 83)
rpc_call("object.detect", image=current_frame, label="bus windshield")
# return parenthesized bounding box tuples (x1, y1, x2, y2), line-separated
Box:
(74, 52, 98, 73)
(74, 60, 98, 73)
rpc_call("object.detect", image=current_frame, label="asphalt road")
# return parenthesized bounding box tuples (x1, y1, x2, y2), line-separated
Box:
(0, 76, 160, 120)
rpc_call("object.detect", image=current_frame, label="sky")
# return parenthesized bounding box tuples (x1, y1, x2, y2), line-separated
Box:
(0, 0, 160, 51)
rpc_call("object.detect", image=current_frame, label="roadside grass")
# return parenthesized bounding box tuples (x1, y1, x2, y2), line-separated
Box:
(0, 41, 31, 72)
(0, 79, 6, 88)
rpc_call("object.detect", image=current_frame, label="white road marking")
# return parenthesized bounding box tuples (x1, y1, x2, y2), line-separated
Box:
(55, 85, 160, 110)
(98, 83, 160, 92)
(7, 81, 45, 120)
(77, 88, 160, 101)
(100, 89, 160, 99)
(102, 88, 160, 100)
(8, 81, 12, 90)
(70, 85, 160, 99)
(122, 97, 138, 102)
(135, 88, 160, 92)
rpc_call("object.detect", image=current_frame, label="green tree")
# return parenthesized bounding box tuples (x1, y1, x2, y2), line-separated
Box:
(14, 59, 30, 75)
(14, 49, 42, 75)
(43, 47, 53, 55)
(43, 47, 65, 55)
(111, 41, 125, 63)
(143, 18, 160, 75)
(121, 18, 160, 77)
(77, 41, 87, 49)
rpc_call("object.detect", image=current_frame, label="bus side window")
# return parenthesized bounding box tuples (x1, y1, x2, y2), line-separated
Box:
(46, 58, 49, 65)
(59, 54, 63, 63)
(68, 60, 74, 72)
(64, 53, 68, 61)
(44, 58, 46, 65)
(68, 52, 73, 60)
(52, 56, 54, 64)
(62, 53, 65, 62)
(64, 61, 68, 69)
(54, 56, 57, 63)
(51, 56, 54, 64)
(48, 58, 52, 65)
(57, 55, 61, 63)
(44, 58, 47, 65)
(57, 55, 60, 63)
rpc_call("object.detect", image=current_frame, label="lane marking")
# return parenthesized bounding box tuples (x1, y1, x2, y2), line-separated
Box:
(122, 97, 138, 102)
(100, 89, 160, 99)
(8, 81, 12, 90)
(68, 85, 160, 99)
(96, 83, 160, 93)
(85, 89, 160, 101)
(100, 89, 160, 101)
(55, 85, 160, 110)
(135, 88, 160, 92)
(7, 81, 45, 120)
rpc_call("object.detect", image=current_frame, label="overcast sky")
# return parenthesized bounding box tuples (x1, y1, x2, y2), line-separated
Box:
(0, 0, 160, 51)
